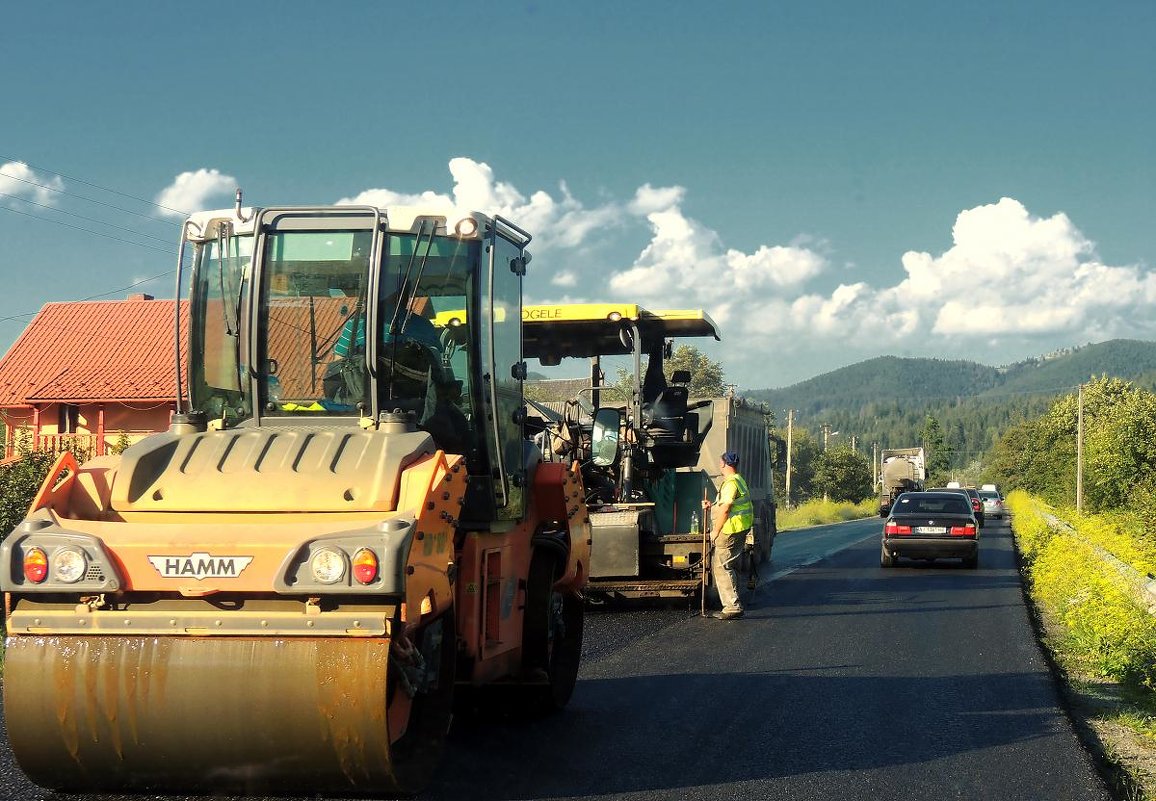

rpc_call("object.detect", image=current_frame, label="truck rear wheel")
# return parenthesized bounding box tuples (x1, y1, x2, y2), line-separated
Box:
(519, 549, 584, 714)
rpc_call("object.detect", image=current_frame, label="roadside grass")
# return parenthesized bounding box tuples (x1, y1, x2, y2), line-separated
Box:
(777, 497, 875, 530)
(1009, 490, 1156, 799)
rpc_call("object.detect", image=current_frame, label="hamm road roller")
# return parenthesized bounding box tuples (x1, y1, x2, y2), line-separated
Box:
(0, 201, 590, 796)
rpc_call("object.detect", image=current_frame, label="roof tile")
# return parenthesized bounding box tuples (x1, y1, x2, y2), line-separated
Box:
(0, 299, 188, 406)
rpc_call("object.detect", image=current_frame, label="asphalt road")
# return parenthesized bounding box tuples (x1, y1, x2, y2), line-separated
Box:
(0, 516, 1114, 800)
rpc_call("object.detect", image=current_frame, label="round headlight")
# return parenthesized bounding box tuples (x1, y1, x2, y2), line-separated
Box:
(454, 217, 479, 238)
(310, 548, 346, 584)
(52, 548, 87, 584)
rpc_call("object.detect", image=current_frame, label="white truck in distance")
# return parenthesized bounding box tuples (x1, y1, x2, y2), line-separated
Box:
(878, 447, 927, 517)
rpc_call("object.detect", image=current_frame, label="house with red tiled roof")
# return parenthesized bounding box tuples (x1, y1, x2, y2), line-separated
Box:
(0, 294, 187, 461)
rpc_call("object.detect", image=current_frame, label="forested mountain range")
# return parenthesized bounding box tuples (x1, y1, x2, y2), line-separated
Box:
(743, 339, 1156, 468)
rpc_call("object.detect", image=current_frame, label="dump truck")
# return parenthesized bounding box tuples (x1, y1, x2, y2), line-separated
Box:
(878, 446, 926, 516)
(697, 396, 777, 566)
(0, 201, 590, 797)
(522, 304, 776, 601)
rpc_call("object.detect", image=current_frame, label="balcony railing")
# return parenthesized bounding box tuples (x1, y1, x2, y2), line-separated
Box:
(2, 432, 104, 462)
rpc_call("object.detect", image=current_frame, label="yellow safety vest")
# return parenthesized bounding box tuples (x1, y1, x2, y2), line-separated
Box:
(720, 474, 755, 535)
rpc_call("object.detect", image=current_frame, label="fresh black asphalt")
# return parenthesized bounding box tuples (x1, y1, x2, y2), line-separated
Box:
(0, 518, 1115, 800)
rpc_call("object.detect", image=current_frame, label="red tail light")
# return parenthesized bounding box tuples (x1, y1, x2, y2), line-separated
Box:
(950, 524, 977, 536)
(23, 547, 48, 583)
(885, 523, 912, 535)
(352, 548, 379, 584)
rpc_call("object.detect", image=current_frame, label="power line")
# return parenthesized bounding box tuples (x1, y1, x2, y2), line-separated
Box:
(0, 203, 175, 255)
(0, 155, 190, 219)
(0, 158, 191, 354)
(0, 270, 177, 326)
(0, 169, 181, 228)
(0, 192, 175, 246)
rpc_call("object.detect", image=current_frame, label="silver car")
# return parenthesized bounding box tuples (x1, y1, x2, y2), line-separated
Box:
(979, 489, 1005, 519)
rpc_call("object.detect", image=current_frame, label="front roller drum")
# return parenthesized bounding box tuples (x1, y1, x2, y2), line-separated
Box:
(3, 624, 454, 796)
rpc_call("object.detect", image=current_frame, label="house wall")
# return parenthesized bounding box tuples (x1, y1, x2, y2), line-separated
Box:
(2, 402, 174, 460)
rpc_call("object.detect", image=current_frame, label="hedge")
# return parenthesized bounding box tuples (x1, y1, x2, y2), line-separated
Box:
(1010, 491, 1156, 688)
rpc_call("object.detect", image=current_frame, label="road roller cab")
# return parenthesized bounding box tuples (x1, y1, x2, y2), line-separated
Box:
(0, 202, 590, 796)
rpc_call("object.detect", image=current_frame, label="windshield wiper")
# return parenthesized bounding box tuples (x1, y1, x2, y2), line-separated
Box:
(216, 225, 247, 412)
(387, 220, 436, 337)
(384, 222, 436, 401)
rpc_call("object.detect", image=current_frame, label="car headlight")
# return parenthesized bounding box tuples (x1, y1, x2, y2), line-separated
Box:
(310, 547, 347, 584)
(52, 547, 87, 583)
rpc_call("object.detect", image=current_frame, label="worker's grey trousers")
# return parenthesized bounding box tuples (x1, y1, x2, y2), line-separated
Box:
(713, 528, 748, 614)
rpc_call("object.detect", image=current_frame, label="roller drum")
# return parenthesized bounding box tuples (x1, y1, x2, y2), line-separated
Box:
(3, 634, 407, 795)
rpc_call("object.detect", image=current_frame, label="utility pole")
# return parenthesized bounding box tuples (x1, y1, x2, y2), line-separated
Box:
(785, 409, 794, 509)
(821, 424, 839, 451)
(1076, 383, 1084, 514)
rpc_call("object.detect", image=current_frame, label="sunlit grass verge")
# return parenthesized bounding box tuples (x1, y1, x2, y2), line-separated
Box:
(1010, 490, 1156, 687)
(1009, 490, 1156, 798)
(777, 497, 875, 530)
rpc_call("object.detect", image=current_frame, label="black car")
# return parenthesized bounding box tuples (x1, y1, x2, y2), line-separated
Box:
(881, 491, 979, 568)
(930, 486, 985, 527)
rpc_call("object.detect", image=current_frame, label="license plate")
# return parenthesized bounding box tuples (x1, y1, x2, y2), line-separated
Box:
(916, 526, 946, 534)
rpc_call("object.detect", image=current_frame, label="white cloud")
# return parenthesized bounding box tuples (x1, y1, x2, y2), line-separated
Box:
(890, 198, 1156, 339)
(332, 162, 1156, 387)
(339, 186, 454, 210)
(551, 270, 578, 288)
(0, 161, 63, 205)
(154, 168, 237, 218)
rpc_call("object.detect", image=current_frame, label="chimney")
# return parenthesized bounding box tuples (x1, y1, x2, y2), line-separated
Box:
(127, 293, 155, 301)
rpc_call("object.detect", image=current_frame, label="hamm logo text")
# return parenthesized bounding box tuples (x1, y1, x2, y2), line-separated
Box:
(147, 553, 254, 580)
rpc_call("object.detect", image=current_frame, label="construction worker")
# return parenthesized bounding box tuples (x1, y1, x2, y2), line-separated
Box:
(704, 450, 754, 620)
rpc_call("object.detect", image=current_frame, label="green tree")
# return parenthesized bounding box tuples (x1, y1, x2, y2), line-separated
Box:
(1074, 378, 1156, 514)
(921, 415, 951, 484)
(986, 376, 1156, 516)
(614, 344, 726, 401)
(813, 445, 874, 503)
(666, 345, 725, 397)
(774, 426, 820, 505)
(0, 451, 58, 544)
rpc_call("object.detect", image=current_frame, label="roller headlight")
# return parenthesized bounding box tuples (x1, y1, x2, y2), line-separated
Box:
(52, 547, 87, 583)
(310, 548, 347, 584)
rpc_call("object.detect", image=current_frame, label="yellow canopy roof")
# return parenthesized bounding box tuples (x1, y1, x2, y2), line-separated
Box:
(521, 304, 720, 360)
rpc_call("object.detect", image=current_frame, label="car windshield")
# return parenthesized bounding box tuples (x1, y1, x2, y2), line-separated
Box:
(979, 490, 1000, 501)
(893, 495, 971, 515)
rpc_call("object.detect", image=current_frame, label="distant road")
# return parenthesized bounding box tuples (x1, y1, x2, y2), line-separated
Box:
(0, 517, 1112, 801)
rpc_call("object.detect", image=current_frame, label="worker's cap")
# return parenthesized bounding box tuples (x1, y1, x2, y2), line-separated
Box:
(721, 451, 740, 467)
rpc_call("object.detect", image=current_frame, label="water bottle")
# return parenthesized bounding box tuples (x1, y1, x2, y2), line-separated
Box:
(690, 511, 699, 533)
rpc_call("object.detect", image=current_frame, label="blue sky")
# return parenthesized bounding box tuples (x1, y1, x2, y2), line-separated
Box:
(2, 0, 1153, 388)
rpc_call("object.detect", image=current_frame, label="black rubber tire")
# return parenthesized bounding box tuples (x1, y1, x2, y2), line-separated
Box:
(880, 544, 896, 568)
(388, 610, 457, 795)
(963, 552, 979, 569)
(519, 549, 584, 715)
